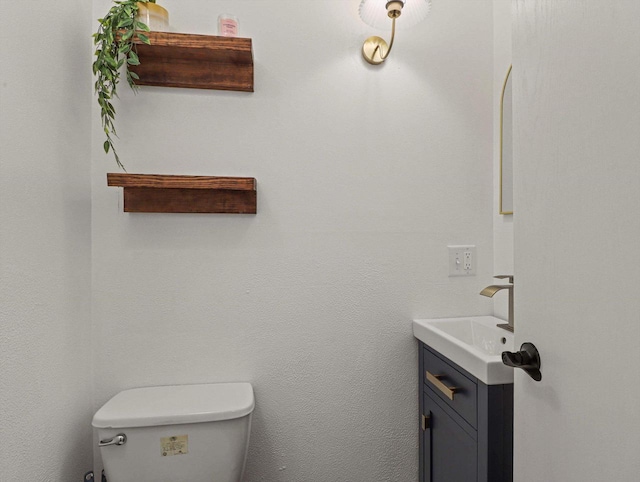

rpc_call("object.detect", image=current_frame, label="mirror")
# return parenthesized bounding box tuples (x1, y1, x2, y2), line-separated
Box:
(500, 65, 513, 215)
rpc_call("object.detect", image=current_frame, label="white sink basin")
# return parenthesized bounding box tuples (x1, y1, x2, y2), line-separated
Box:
(413, 316, 515, 385)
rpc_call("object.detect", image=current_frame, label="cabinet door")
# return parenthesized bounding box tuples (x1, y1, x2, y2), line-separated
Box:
(423, 392, 477, 482)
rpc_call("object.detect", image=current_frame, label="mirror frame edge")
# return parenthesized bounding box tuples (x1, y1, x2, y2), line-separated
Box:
(500, 64, 513, 215)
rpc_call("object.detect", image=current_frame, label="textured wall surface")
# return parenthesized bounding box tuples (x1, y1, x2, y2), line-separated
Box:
(0, 0, 93, 480)
(90, 1, 495, 480)
(513, 1, 640, 480)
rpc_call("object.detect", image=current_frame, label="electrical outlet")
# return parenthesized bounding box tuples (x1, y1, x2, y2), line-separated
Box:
(448, 245, 476, 276)
(464, 251, 473, 271)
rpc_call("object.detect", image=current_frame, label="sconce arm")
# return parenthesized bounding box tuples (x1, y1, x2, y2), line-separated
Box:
(376, 17, 396, 61)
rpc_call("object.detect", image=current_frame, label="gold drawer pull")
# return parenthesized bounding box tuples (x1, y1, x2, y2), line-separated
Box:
(421, 414, 430, 431)
(426, 371, 457, 401)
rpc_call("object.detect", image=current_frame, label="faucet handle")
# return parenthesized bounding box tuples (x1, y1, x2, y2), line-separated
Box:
(494, 275, 514, 283)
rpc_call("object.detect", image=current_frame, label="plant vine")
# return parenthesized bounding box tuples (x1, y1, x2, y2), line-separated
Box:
(93, 0, 156, 170)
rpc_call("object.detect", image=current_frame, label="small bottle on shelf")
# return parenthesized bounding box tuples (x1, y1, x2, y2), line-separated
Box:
(218, 14, 239, 37)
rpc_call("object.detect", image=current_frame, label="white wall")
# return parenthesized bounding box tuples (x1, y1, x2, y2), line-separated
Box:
(513, 1, 640, 480)
(493, 0, 513, 320)
(91, 0, 495, 480)
(0, 0, 93, 480)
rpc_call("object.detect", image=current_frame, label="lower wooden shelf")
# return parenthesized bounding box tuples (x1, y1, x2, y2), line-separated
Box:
(107, 174, 256, 214)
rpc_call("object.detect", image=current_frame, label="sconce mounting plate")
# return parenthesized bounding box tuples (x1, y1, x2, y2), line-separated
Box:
(362, 36, 389, 65)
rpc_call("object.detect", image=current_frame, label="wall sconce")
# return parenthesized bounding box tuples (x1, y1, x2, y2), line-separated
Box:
(359, 0, 431, 65)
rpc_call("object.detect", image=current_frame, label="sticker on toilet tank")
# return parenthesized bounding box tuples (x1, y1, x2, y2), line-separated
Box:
(161, 435, 188, 456)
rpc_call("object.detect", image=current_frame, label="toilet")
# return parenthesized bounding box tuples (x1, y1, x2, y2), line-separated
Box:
(92, 383, 254, 482)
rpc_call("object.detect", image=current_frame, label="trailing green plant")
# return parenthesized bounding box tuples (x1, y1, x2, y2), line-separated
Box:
(93, 0, 156, 170)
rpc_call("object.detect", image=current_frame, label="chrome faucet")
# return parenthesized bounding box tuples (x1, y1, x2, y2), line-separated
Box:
(480, 275, 514, 333)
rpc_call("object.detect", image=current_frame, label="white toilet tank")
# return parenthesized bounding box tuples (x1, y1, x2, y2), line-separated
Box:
(92, 383, 254, 482)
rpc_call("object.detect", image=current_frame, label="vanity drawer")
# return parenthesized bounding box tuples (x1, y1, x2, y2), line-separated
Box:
(423, 347, 477, 428)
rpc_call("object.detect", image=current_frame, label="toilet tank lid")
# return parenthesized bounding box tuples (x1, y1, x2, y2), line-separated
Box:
(92, 383, 254, 429)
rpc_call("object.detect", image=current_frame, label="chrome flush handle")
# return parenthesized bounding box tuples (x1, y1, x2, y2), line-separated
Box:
(99, 433, 127, 447)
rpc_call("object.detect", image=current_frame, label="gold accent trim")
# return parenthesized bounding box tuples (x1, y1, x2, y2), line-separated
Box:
(421, 414, 430, 431)
(426, 371, 457, 401)
(499, 64, 513, 215)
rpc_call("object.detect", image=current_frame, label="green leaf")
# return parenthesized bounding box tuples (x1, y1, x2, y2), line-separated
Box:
(135, 21, 150, 32)
(103, 141, 110, 153)
(121, 29, 134, 41)
(128, 71, 139, 80)
(117, 17, 133, 28)
(105, 55, 117, 69)
(127, 51, 139, 65)
(118, 42, 131, 54)
(136, 33, 150, 45)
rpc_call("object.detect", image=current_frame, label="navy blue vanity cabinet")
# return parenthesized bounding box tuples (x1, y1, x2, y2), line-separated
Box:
(419, 342, 513, 482)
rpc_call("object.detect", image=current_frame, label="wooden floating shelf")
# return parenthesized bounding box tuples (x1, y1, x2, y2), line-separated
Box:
(107, 174, 257, 214)
(128, 31, 253, 92)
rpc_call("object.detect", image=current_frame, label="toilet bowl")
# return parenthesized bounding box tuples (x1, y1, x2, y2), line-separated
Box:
(92, 383, 254, 482)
